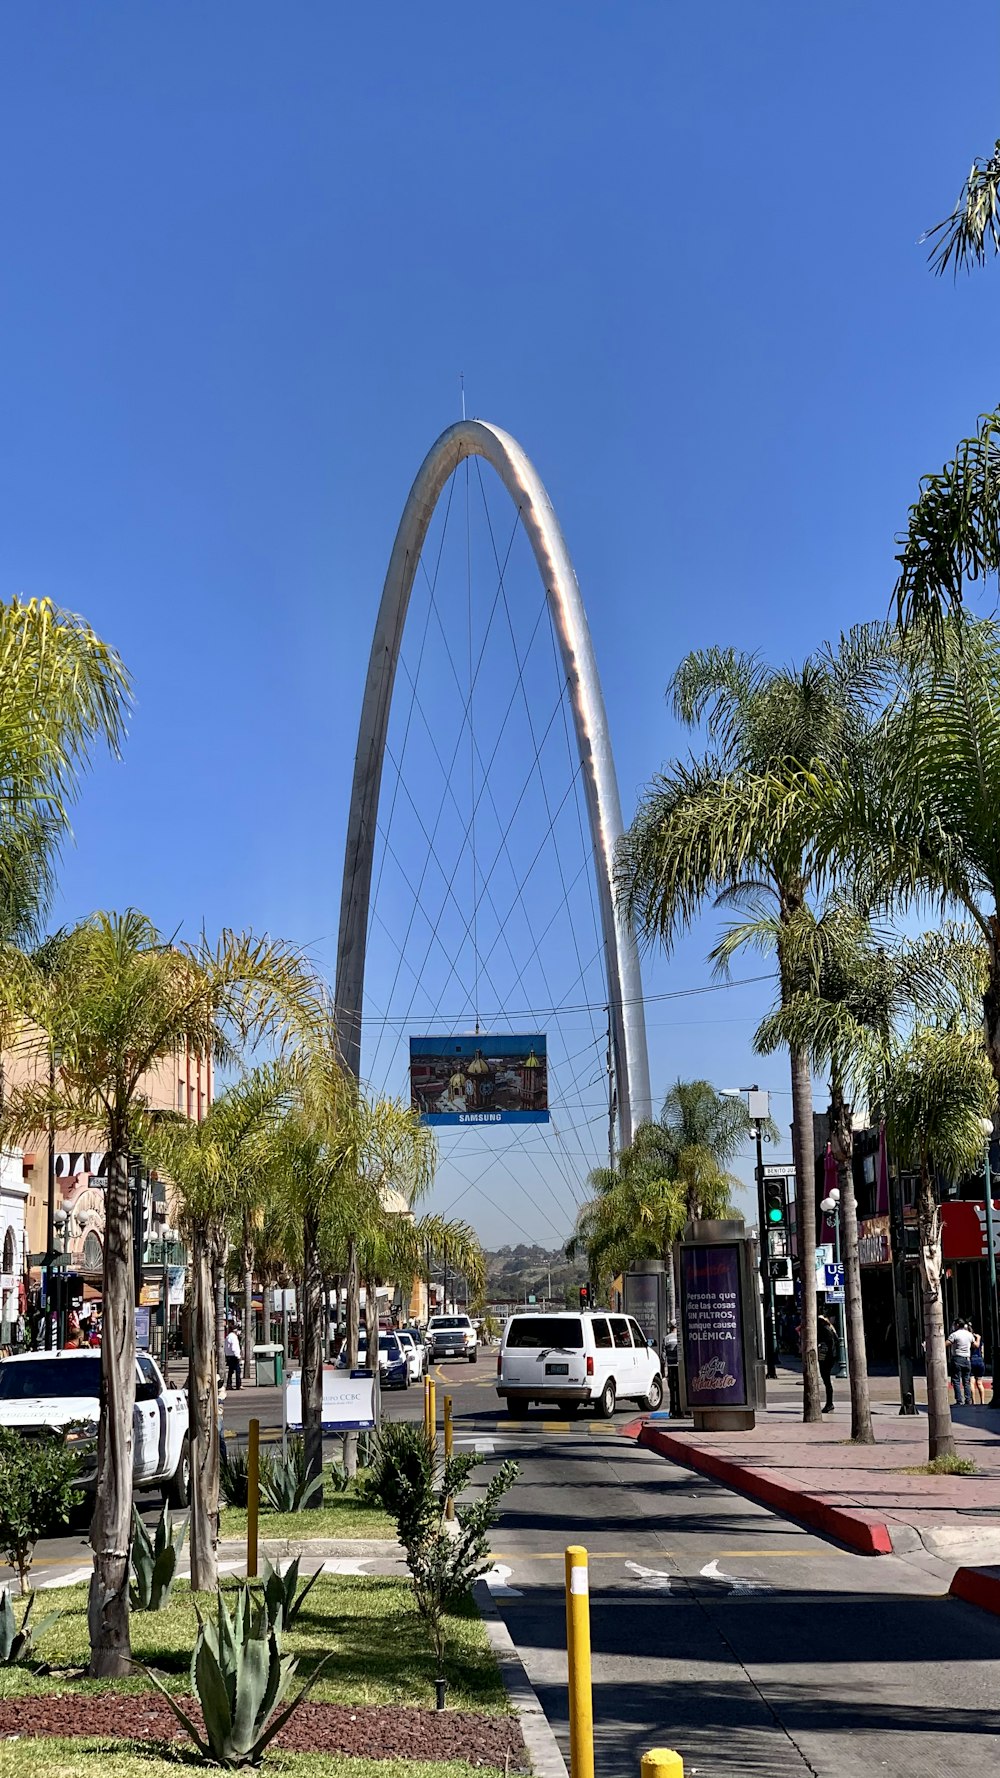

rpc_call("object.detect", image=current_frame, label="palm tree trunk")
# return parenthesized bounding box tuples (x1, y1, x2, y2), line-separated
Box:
(263, 1281, 273, 1346)
(342, 1238, 361, 1477)
(366, 1274, 382, 1426)
(87, 1144, 134, 1676)
(188, 1222, 221, 1592)
(917, 1164, 956, 1461)
(789, 1043, 822, 1422)
(301, 1209, 324, 1484)
(830, 1086, 874, 1445)
(242, 1226, 253, 1387)
(214, 1249, 226, 1384)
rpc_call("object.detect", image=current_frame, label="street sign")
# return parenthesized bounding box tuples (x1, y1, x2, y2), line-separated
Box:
(825, 1287, 845, 1304)
(775, 1279, 794, 1296)
(762, 1164, 794, 1178)
(824, 1262, 845, 1290)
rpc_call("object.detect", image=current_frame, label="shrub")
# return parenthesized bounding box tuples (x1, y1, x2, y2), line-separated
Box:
(131, 1502, 188, 1611)
(142, 1579, 330, 1767)
(261, 1437, 323, 1513)
(0, 1428, 83, 1591)
(366, 1420, 518, 1690)
(0, 1587, 61, 1664)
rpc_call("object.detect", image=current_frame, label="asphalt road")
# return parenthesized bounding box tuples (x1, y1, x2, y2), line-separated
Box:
(13, 1352, 1000, 1778)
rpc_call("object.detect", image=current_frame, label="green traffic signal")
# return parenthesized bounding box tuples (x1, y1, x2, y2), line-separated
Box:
(767, 1207, 783, 1223)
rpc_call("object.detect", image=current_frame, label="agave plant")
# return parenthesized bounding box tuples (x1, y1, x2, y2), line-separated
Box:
(142, 1580, 330, 1767)
(0, 1587, 61, 1665)
(130, 1504, 188, 1612)
(261, 1438, 322, 1513)
(219, 1442, 274, 1508)
(259, 1555, 322, 1629)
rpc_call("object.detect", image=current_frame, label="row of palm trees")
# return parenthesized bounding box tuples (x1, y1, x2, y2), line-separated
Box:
(0, 921, 481, 1677)
(0, 599, 480, 1680)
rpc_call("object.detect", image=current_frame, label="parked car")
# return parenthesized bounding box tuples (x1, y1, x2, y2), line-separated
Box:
(495, 1310, 663, 1418)
(336, 1331, 410, 1389)
(0, 1349, 190, 1502)
(395, 1329, 425, 1382)
(426, 1314, 478, 1364)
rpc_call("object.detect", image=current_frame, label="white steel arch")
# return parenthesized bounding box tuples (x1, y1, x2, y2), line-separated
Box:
(335, 419, 652, 1147)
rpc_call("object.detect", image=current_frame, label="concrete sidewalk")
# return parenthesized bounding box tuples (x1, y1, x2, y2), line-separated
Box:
(631, 1388, 1000, 1567)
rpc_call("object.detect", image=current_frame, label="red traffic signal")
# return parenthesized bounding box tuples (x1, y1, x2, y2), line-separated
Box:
(579, 1283, 591, 1309)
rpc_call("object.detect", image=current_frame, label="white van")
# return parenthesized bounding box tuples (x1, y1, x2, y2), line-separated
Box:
(496, 1310, 663, 1417)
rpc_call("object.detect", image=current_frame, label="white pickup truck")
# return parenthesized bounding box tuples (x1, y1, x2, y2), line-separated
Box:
(0, 1349, 190, 1504)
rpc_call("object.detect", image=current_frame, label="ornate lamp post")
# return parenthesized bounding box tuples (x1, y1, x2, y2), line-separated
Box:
(819, 1185, 848, 1378)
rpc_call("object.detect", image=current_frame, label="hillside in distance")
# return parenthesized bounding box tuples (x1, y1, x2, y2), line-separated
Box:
(485, 1242, 587, 1307)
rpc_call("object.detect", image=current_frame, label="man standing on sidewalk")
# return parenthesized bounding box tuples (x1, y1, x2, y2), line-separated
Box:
(947, 1319, 975, 1407)
(224, 1320, 243, 1391)
(662, 1322, 680, 1416)
(817, 1312, 838, 1414)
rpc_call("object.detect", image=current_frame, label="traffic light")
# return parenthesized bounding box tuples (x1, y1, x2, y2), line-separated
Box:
(769, 1257, 791, 1281)
(579, 1283, 591, 1309)
(764, 1179, 788, 1228)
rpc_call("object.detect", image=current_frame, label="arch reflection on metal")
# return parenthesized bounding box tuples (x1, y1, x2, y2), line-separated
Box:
(335, 419, 652, 1148)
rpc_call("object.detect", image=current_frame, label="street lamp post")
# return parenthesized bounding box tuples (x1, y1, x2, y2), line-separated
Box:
(819, 1186, 848, 1379)
(978, 1116, 1000, 1409)
(724, 1085, 777, 1381)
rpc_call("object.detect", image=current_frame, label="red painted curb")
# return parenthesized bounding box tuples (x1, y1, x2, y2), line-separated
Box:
(637, 1423, 894, 1555)
(949, 1565, 1000, 1615)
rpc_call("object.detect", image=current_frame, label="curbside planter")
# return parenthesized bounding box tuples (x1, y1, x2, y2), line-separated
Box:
(475, 1579, 569, 1778)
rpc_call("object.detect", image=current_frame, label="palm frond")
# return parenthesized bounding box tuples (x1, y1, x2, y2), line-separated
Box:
(923, 138, 1000, 277)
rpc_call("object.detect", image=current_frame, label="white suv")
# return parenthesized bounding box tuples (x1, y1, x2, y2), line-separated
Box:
(426, 1314, 478, 1363)
(496, 1309, 663, 1417)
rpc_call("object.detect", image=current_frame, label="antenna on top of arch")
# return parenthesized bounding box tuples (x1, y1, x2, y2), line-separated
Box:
(460, 373, 466, 421)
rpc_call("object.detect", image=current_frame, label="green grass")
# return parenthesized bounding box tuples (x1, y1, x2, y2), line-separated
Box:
(221, 1493, 394, 1540)
(220, 1463, 395, 1541)
(902, 1453, 978, 1476)
(0, 1576, 507, 1715)
(0, 1742, 502, 1778)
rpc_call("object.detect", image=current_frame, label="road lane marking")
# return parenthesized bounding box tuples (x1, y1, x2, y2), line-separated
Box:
(491, 1551, 661, 1561)
(625, 1560, 673, 1592)
(718, 1549, 848, 1558)
(700, 1558, 773, 1594)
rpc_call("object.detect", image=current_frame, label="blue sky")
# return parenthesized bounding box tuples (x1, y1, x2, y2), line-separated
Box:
(0, 4, 996, 1246)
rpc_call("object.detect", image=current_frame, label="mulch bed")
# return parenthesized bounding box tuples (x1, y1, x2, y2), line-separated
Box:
(0, 1692, 528, 1767)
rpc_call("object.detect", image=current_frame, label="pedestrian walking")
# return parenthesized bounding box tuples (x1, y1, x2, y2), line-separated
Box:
(662, 1321, 680, 1416)
(947, 1318, 975, 1406)
(817, 1311, 838, 1413)
(970, 1325, 987, 1404)
(224, 1321, 243, 1390)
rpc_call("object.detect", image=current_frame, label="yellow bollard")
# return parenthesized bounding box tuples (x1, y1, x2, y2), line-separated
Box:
(423, 1375, 429, 1436)
(565, 1545, 594, 1778)
(641, 1754, 683, 1778)
(444, 1393, 454, 1520)
(247, 1417, 260, 1579)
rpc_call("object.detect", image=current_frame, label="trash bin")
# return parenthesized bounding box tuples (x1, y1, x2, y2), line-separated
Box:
(253, 1343, 284, 1387)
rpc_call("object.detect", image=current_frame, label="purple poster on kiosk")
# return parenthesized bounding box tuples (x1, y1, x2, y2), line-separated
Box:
(679, 1244, 747, 1407)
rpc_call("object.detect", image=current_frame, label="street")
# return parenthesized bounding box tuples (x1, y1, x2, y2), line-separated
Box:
(13, 1358, 1000, 1778)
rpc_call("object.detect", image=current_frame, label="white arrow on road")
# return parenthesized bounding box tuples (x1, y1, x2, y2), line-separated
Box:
(483, 1563, 523, 1597)
(700, 1559, 772, 1594)
(625, 1560, 673, 1593)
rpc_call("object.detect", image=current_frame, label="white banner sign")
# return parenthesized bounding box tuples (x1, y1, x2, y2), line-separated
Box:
(285, 1365, 375, 1431)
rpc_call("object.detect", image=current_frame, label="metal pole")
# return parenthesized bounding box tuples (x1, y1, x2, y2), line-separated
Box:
(247, 1417, 260, 1578)
(564, 1545, 594, 1778)
(833, 1212, 847, 1378)
(754, 1122, 777, 1380)
(444, 1394, 454, 1521)
(984, 1141, 1000, 1409)
(888, 1152, 917, 1414)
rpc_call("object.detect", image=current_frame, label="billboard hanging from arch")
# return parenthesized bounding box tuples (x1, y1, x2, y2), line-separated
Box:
(409, 1034, 549, 1126)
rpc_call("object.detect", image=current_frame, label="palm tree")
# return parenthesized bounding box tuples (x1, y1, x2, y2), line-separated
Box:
(755, 902, 984, 1444)
(869, 1025, 995, 1461)
(270, 1038, 437, 1481)
(616, 642, 881, 1420)
(0, 597, 130, 940)
(150, 1063, 294, 1592)
(569, 1080, 751, 1295)
(0, 913, 320, 1675)
(895, 134, 999, 634)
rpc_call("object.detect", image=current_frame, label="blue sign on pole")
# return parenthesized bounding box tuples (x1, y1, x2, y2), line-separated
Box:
(824, 1262, 844, 1290)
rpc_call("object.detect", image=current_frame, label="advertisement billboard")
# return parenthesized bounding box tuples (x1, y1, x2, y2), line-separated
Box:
(409, 1035, 548, 1125)
(678, 1243, 748, 1408)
